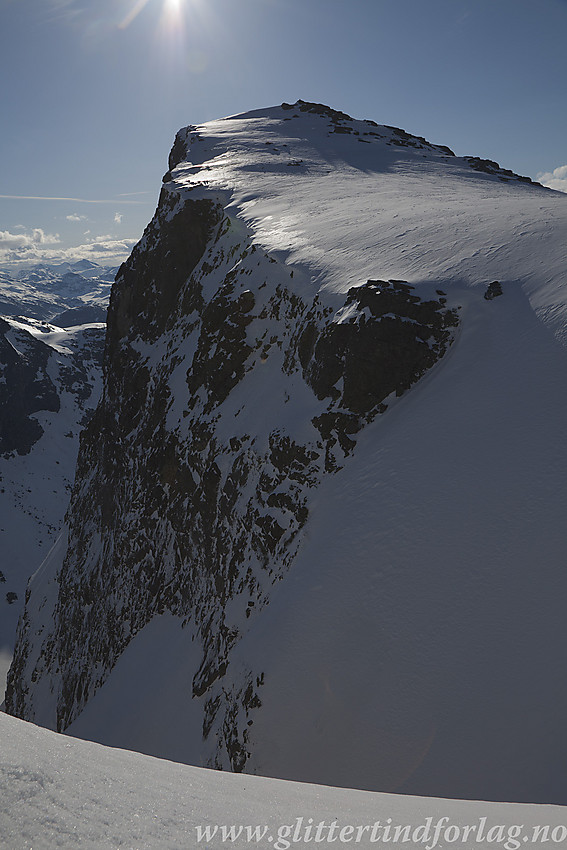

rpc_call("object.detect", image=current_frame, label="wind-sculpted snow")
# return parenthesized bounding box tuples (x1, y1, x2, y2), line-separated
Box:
(6, 102, 567, 803)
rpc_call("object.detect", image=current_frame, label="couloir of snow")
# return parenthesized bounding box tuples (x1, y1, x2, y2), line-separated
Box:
(11, 105, 567, 805)
(2, 710, 567, 850)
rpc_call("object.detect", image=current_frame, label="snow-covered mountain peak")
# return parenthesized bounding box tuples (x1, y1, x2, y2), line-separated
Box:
(162, 100, 565, 330)
(5, 103, 567, 805)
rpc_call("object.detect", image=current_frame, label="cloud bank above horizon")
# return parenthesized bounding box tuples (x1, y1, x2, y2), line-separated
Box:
(537, 165, 567, 193)
(0, 227, 138, 268)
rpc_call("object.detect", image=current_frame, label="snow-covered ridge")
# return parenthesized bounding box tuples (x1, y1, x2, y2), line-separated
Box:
(164, 100, 564, 322)
(5, 101, 567, 805)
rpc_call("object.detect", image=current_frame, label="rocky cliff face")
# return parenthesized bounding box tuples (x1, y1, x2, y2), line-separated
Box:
(7, 102, 567, 802)
(5, 106, 458, 769)
(0, 318, 61, 457)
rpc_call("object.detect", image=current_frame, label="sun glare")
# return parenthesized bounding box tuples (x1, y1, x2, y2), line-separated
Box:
(117, 0, 215, 76)
(119, 0, 186, 30)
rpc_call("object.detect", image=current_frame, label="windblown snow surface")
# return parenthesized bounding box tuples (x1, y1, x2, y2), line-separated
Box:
(9, 103, 567, 807)
(2, 711, 567, 850)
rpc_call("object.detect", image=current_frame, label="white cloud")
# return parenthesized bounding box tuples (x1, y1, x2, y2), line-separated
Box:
(78, 237, 137, 257)
(0, 194, 146, 205)
(0, 231, 29, 249)
(0, 229, 137, 267)
(66, 213, 88, 222)
(0, 228, 61, 259)
(114, 212, 123, 224)
(537, 165, 567, 193)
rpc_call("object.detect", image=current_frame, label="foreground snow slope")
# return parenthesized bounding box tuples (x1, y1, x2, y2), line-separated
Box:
(7, 102, 567, 805)
(2, 712, 567, 850)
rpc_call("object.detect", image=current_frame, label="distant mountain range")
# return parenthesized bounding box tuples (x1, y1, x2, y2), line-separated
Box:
(0, 260, 116, 324)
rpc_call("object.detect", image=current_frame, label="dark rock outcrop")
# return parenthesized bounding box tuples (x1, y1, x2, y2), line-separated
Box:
(464, 157, 540, 186)
(484, 281, 503, 300)
(0, 318, 60, 456)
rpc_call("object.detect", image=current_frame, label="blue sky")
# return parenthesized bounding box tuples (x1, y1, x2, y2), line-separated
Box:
(1, 0, 566, 267)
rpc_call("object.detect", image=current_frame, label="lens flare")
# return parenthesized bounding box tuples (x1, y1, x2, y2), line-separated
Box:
(118, 0, 152, 30)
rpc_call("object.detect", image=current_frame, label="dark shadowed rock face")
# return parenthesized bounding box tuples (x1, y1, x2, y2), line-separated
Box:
(0, 318, 60, 456)
(51, 306, 107, 327)
(0, 319, 105, 457)
(484, 281, 503, 300)
(6, 138, 459, 770)
(303, 281, 458, 465)
(464, 156, 539, 185)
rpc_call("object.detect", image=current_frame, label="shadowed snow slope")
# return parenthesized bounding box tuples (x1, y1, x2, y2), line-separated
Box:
(6, 101, 567, 806)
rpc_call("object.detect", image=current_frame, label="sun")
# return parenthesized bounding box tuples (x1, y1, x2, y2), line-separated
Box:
(119, 0, 186, 30)
(118, 0, 214, 71)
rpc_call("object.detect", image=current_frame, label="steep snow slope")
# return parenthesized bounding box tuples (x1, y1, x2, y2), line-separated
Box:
(240, 284, 567, 803)
(6, 101, 567, 804)
(2, 711, 567, 850)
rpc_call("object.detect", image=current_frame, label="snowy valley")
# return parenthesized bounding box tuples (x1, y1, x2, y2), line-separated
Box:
(0, 260, 114, 694)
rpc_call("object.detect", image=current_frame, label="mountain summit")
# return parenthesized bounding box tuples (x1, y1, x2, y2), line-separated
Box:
(6, 101, 567, 804)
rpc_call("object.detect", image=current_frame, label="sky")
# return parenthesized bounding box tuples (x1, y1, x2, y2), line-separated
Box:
(0, 0, 566, 268)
